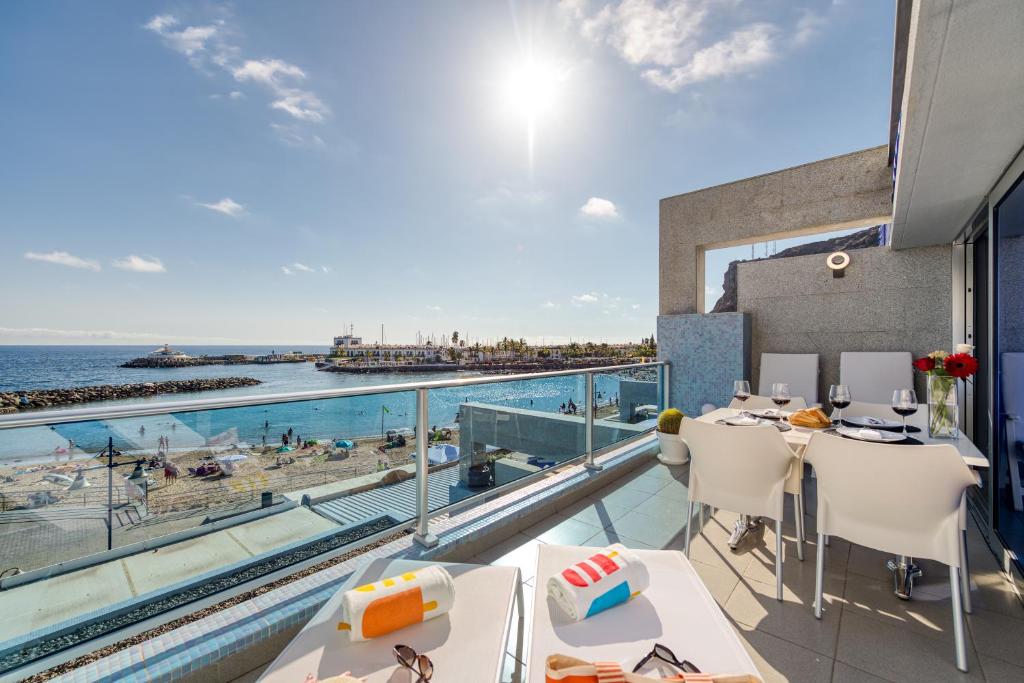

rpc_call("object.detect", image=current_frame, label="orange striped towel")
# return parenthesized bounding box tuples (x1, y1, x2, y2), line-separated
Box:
(545, 654, 762, 683)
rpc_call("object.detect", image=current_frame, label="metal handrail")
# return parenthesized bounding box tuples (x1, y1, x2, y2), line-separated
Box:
(0, 360, 664, 429)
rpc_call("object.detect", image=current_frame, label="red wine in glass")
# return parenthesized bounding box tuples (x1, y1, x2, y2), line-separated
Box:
(733, 380, 751, 404)
(892, 406, 917, 417)
(772, 397, 791, 408)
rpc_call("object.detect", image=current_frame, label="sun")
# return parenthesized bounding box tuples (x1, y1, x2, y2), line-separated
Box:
(503, 57, 561, 121)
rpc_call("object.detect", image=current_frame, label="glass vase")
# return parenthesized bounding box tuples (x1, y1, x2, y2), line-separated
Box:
(927, 374, 959, 439)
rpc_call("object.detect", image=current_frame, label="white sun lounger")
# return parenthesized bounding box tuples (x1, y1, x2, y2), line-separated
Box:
(260, 558, 522, 683)
(527, 545, 759, 682)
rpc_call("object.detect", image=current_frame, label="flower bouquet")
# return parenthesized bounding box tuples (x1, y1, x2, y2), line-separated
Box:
(912, 346, 979, 438)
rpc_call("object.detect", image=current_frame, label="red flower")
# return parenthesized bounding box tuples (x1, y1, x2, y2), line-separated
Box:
(912, 357, 936, 372)
(943, 353, 979, 379)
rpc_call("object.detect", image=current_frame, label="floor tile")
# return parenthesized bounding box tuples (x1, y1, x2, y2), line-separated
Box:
(725, 576, 842, 657)
(604, 509, 687, 548)
(978, 653, 1024, 683)
(588, 484, 653, 509)
(966, 605, 1024, 667)
(690, 558, 742, 605)
(831, 661, 894, 683)
(835, 610, 982, 682)
(558, 498, 632, 529)
(842, 571, 959, 644)
(523, 516, 602, 546)
(476, 533, 545, 583)
(580, 527, 654, 550)
(632, 491, 688, 519)
(734, 623, 835, 683)
(618, 472, 669, 494)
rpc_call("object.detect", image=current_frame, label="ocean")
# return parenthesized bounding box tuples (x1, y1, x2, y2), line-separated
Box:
(0, 346, 638, 464)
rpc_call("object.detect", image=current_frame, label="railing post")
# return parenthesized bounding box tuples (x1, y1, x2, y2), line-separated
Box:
(659, 362, 671, 412)
(584, 371, 601, 471)
(413, 387, 438, 548)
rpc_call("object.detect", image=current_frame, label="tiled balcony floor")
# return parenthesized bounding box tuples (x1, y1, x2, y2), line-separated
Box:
(475, 459, 1024, 683)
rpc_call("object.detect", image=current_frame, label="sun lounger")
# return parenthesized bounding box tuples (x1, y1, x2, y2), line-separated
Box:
(259, 558, 522, 682)
(527, 545, 760, 682)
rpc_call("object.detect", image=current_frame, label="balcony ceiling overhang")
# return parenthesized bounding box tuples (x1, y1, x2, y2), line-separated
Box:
(891, 0, 1024, 249)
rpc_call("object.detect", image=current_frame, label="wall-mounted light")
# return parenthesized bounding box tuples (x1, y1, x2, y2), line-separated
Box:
(826, 251, 851, 278)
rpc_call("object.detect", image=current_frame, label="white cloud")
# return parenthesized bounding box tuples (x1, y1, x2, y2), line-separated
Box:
(320, 266, 331, 273)
(426, 305, 443, 312)
(580, 197, 619, 219)
(24, 250, 101, 271)
(563, 0, 780, 92)
(0, 326, 241, 343)
(541, 301, 559, 309)
(269, 123, 327, 148)
(232, 58, 306, 85)
(571, 292, 600, 305)
(113, 255, 166, 273)
(476, 184, 548, 207)
(144, 14, 218, 59)
(291, 262, 315, 273)
(643, 24, 779, 92)
(145, 16, 329, 125)
(199, 197, 244, 217)
(793, 9, 826, 46)
(281, 266, 293, 275)
(631, 303, 641, 310)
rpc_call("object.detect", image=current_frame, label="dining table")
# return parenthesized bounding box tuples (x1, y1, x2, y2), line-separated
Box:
(695, 407, 990, 600)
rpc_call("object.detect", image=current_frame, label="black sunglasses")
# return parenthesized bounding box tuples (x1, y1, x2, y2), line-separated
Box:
(633, 643, 700, 674)
(394, 644, 434, 681)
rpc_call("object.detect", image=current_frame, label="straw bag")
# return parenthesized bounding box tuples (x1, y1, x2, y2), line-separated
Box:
(545, 654, 762, 683)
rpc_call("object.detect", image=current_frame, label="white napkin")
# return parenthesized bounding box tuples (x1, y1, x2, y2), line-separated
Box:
(731, 416, 759, 426)
(859, 429, 883, 440)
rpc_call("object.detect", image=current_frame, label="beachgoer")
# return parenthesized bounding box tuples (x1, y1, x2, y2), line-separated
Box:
(138, 425, 145, 438)
(264, 420, 269, 430)
(262, 435, 267, 447)
(287, 427, 293, 438)
(171, 423, 176, 432)
(282, 433, 288, 445)
(296, 435, 302, 448)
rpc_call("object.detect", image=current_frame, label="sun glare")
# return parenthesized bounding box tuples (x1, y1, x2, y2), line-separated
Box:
(501, 56, 565, 173)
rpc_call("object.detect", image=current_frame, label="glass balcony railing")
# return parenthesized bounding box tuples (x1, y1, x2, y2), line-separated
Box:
(0, 361, 665, 674)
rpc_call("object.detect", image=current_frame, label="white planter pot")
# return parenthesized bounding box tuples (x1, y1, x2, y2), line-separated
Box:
(657, 431, 689, 465)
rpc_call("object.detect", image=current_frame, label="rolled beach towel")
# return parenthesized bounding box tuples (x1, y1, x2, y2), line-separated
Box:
(546, 544, 650, 621)
(337, 565, 455, 641)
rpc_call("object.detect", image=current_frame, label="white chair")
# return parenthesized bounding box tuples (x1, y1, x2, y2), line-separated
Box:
(839, 351, 913, 404)
(835, 400, 927, 430)
(1001, 353, 1024, 512)
(680, 418, 799, 600)
(759, 353, 819, 405)
(804, 432, 978, 672)
(728, 395, 808, 411)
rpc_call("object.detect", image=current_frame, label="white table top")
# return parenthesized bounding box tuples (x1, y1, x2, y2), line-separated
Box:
(698, 408, 989, 470)
(527, 545, 759, 683)
(260, 559, 520, 683)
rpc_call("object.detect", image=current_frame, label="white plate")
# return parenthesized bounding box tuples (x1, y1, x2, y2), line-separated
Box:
(747, 408, 788, 420)
(836, 426, 907, 443)
(843, 415, 902, 429)
(723, 415, 762, 427)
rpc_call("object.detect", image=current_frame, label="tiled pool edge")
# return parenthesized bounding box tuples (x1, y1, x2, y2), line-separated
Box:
(37, 434, 658, 683)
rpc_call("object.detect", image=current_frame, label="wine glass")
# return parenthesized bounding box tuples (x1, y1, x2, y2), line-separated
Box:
(829, 384, 852, 425)
(770, 383, 791, 410)
(891, 389, 918, 436)
(733, 380, 751, 407)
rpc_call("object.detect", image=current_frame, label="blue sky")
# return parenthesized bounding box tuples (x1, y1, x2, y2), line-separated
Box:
(0, 1, 894, 346)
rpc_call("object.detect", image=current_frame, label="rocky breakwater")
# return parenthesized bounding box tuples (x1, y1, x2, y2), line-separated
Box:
(0, 377, 263, 413)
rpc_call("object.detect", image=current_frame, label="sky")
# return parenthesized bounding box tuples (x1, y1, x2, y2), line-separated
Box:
(0, 0, 895, 346)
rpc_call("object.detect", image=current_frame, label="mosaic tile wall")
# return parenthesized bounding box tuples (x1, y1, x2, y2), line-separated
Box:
(657, 313, 750, 416)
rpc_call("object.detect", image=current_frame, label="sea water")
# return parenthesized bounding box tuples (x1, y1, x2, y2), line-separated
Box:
(0, 346, 634, 462)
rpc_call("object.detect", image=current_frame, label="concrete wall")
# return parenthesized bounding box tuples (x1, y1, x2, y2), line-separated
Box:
(456, 403, 648, 483)
(660, 146, 893, 314)
(736, 244, 951, 399)
(618, 378, 659, 421)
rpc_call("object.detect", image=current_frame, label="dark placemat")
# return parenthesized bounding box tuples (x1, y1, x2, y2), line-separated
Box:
(841, 419, 921, 434)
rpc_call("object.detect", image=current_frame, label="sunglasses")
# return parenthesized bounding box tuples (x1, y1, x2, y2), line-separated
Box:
(633, 643, 700, 674)
(394, 644, 433, 681)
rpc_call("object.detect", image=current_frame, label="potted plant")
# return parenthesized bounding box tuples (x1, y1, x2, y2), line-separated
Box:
(911, 346, 978, 438)
(656, 408, 689, 465)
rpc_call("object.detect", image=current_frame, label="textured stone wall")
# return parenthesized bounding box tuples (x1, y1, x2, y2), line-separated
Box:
(657, 313, 750, 416)
(660, 145, 893, 314)
(736, 244, 951, 399)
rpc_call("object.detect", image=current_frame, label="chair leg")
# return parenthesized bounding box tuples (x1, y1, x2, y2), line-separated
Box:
(950, 565, 968, 672)
(824, 534, 830, 547)
(794, 493, 805, 562)
(960, 530, 972, 614)
(698, 502, 705, 530)
(775, 519, 784, 601)
(684, 501, 694, 557)
(814, 532, 825, 619)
